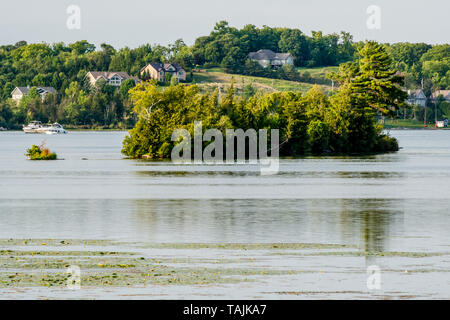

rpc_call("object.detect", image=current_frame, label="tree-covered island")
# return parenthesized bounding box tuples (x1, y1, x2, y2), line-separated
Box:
(122, 41, 405, 158)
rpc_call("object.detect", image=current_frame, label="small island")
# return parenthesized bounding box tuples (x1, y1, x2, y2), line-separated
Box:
(26, 143, 57, 160)
(122, 41, 403, 159)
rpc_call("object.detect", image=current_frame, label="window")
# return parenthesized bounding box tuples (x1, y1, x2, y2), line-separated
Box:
(109, 76, 121, 86)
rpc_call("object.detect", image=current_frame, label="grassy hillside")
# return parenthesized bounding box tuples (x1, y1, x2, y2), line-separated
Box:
(297, 66, 339, 84)
(192, 67, 333, 95)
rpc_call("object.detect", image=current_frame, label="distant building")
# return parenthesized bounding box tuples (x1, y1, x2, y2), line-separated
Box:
(436, 120, 446, 128)
(11, 86, 57, 102)
(406, 89, 427, 107)
(140, 63, 186, 82)
(248, 49, 294, 68)
(86, 71, 139, 87)
(431, 90, 450, 103)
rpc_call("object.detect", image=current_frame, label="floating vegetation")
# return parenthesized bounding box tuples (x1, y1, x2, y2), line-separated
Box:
(0, 268, 249, 288)
(0, 239, 354, 250)
(270, 251, 450, 258)
(0, 250, 132, 257)
(25, 142, 57, 160)
(0, 251, 303, 288)
(133, 242, 355, 250)
(0, 238, 318, 288)
(1, 238, 119, 246)
(1, 238, 447, 290)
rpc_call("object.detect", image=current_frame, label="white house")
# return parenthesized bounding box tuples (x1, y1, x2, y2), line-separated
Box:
(86, 71, 139, 87)
(248, 49, 294, 68)
(11, 86, 57, 102)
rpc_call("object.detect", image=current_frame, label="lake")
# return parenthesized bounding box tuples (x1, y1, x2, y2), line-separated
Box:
(0, 129, 449, 299)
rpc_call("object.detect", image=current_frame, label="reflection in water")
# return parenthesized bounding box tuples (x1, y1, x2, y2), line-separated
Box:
(337, 199, 404, 265)
(336, 199, 403, 251)
(152, 199, 410, 267)
(1, 130, 450, 299)
(0, 198, 401, 251)
(129, 199, 402, 251)
(0, 130, 449, 253)
(136, 170, 408, 179)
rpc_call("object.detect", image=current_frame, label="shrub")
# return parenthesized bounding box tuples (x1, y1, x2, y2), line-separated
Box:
(26, 144, 57, 160)
(374, 134, 399, 153)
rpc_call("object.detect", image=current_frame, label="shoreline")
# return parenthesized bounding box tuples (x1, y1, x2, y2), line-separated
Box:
(2, 126, 449, 132)
(384, 127, 450, 130)
(0, 128, 130, 132)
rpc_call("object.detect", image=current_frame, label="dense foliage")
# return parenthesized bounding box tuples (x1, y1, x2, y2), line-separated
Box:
(122, 41, 402, 159)
(0, 40, 168, 129)
(192, 21, 355, 69)
(387, 43, 449, 92)
(0, 40, 193, 129)
(0, 21, 448, 130)
(26, 144, 57, 160)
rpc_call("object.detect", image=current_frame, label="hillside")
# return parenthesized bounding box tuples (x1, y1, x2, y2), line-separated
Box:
(192, 67, 336, 95)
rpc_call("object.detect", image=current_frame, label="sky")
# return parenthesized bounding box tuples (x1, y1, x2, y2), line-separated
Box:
(0, 0, 449, 49)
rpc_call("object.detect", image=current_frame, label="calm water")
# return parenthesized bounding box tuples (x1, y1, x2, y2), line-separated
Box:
(0, 130, 449, 299)
(0, 130, 449, 248)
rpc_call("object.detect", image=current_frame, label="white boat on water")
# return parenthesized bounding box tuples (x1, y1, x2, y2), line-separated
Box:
(23, 121, 43, 133)
(23, 121, 67, 134)
(42, 123, 67, 134)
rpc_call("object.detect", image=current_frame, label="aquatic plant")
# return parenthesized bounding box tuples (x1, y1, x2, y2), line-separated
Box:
(26, 142, 57, 160)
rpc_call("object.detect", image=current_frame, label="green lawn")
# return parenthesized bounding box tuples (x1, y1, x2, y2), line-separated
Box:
(382, 119, 445, 129)
(296, 66, 339, 85)
(296, 66, 339, 77)
(192, 67, 331, 95)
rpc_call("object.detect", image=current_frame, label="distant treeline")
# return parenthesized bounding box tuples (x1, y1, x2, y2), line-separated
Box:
(0, 21, 448, 129)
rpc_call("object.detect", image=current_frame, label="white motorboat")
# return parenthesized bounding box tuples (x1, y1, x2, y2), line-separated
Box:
(23, 121, 67, 134)
(42, 123, 68, 135)
(23, 121, 43, 133)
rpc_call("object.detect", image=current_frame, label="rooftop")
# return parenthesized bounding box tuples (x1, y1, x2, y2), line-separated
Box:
(14, 86, 57, 95)
(248, 49, 293, 60)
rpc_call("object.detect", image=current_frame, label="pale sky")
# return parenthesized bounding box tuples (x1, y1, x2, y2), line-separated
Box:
(0, 0, 448, 49)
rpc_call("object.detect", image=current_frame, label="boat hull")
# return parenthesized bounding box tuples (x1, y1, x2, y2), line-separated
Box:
(23, 129, 41, 134)
(23, 122, 68, 134)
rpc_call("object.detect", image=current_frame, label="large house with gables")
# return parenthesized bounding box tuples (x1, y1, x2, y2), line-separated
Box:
(406, 89, 427, 107)
(11, 86, 57, 102)
(248, 49, 294, 68)
(140, 63, 186, 82)
(86, 71, 139, 88)
(431, 90, 450, 103)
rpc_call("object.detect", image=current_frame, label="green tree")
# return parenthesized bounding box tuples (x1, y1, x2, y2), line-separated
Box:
(119, 79, 136, 99)
(329, 41, 405, 152)
(278, 29, 310, 66)
(0, 101, 13, 127)
(69, 41, 96, 55)
(346, 41, 408, 115)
